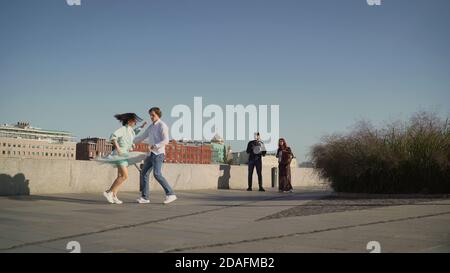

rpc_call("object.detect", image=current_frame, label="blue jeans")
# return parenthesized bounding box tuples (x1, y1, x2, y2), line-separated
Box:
(140, 153, 175, 200)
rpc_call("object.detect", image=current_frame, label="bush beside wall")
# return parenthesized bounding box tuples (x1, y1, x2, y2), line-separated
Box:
(311, 112, 450, 194)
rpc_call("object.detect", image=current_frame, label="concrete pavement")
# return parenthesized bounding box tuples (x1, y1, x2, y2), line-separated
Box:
(0, 188, 449, 253)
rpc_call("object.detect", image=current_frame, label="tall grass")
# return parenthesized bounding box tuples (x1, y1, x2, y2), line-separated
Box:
(311, 111, 450, 193)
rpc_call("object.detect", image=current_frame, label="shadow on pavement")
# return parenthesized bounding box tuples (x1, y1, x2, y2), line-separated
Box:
(186, 190, 330, 203)
(6, 195, 106, 205)
(0, 173, 30, 196)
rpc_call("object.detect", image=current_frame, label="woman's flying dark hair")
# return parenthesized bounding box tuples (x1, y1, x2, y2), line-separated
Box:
(114, 113, 143, 126)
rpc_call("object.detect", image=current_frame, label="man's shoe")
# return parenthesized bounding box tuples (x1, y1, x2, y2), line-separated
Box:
(246, 188, 252, 191)
(164, 195, 177, 204)
(259, 188, 266, 192)
(137, 197, 150, 204)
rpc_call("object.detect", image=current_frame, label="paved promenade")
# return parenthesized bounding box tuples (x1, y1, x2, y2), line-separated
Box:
(0, 188, 449, 253)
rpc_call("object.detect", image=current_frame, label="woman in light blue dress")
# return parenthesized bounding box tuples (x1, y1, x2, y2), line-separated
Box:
(101, 113, 147, 204)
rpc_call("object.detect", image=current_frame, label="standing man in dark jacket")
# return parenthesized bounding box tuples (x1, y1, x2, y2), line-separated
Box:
(246, 132, 267, 191)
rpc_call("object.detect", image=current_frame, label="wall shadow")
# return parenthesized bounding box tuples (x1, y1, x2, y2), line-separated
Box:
(217, 164, 231, 190)
(7, 195, 107, 204)
(0, 173, 30, 196)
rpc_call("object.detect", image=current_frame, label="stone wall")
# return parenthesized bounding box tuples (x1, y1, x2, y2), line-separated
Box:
(0, 157, 328, 195)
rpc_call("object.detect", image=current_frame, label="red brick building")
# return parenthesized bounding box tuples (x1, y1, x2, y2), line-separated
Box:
(133, 143, 149, 153)
(77, 138, 212, 164)
(133, 140, 212, 164)
(76, 138, 113, 160)
(165, 140, 212, 164)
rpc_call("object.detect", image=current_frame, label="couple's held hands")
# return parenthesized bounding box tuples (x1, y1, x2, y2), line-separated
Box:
(149, 144, 157, 151)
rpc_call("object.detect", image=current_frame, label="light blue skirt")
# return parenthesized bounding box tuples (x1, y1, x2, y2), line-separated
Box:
(94, 151, 147, 168)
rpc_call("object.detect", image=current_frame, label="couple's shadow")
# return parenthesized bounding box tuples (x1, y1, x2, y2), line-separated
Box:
(0, 173, 30, 196)
(0, 173, 106, 204)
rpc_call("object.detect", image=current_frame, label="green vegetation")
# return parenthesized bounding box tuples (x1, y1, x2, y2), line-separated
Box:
(311, 112, 450, 193)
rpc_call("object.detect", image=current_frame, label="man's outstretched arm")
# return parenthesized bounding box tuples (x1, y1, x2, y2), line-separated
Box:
(134, 126, 149, 144)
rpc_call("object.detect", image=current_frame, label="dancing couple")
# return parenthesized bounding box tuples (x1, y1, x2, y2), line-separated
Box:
(100, 107, 177, 205)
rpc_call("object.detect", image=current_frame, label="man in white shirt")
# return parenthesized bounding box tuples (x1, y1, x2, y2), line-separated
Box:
(134, 107, 177, 204)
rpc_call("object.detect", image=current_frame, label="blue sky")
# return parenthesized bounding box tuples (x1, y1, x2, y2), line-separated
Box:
(1, 0, 449, 160)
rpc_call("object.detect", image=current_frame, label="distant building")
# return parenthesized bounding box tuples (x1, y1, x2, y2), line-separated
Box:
(133, 143, 149, 153)
(102, 134, 226, 164)
(0, 122, 76, 160)
(165, 140, 212, 164)
(76, 137, 112, 160)
(231, 151, 249, 165)
(298, 161, 314, 168)
(210, 134, 226, 164)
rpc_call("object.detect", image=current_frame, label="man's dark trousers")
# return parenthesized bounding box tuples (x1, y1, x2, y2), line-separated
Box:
(248, 157, 263, 189)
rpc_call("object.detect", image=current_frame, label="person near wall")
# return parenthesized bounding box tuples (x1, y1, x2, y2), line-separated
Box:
(276, 138, 294, 193)
(246, 132, 267, 192)
(134, 107, 177, 205)
(100, 113, 147, 204)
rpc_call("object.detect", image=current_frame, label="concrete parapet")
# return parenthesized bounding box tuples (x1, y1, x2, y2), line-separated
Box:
(0, 158, 328, 195)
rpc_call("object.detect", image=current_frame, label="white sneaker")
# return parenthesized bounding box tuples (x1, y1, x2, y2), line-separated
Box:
(112, 195, 123, 205)
(137, 197, 150, 204)
(163, 195, 177, 205)
(103, 191, 114, 204)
